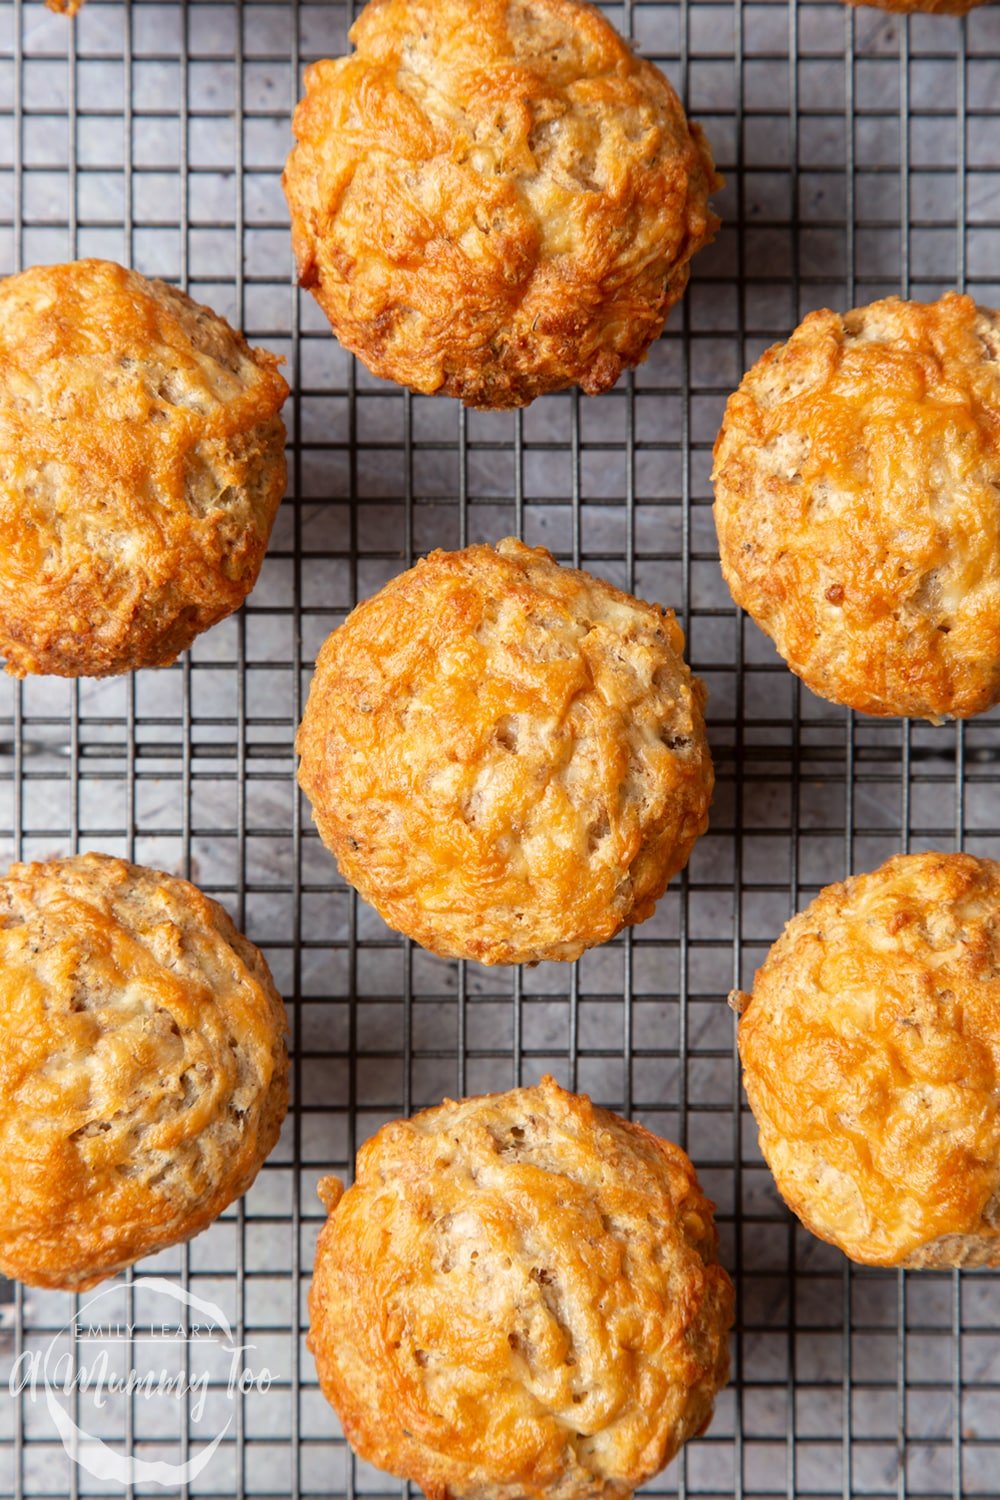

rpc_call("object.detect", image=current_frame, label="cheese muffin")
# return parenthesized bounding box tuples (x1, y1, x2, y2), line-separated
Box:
(283, 0, 720, 408)
(297, 539, 713, 965)
(736, 851, 1000, 1268)
(0, 853, 288, 1290)
(0, 259, 288, 677)
(309, 1076, 733, 1499)
(713, 294, 1000, 722)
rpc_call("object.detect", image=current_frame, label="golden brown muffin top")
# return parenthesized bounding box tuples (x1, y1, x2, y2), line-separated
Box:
(283, 0, 719, 408)
(736, 852, 1000, 1268)
(0, 259, 288, 677)
(713, 293, 1000, 721)
(0, 853, 288, 1290)
(297, 539, 713, 965)
(309, 1076, 733, 1500)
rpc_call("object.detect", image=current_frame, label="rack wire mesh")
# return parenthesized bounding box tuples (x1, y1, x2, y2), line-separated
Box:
(0, 0, 998, 1494)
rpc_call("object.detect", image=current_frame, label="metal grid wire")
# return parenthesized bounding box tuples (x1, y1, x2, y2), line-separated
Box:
(0, 0, 998, 1495)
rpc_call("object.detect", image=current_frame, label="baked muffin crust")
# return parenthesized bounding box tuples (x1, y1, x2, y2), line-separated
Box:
(309, 1076, 733, 1499)
(736, 851, 1000, 1268)
(713, 293, 1000, 721)
(0, 853, 289, 1290)
(0, 259, 288, 677)
(283, 0, 720, 408)
(297, 539, 713, 965)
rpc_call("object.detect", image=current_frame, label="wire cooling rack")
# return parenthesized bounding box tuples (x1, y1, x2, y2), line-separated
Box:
(0, 0, 998, 1496)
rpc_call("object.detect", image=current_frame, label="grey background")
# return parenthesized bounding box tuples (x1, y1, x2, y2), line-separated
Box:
(0, 0, 999, 1495)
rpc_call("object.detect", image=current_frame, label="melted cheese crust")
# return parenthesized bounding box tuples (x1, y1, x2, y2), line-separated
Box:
(713, 294, 1000, 721)
(0, 853, 288, 1290)
(297, 539, 713, 965)
(283, 0, 719, 408)
(0, 259, 287, 677)
(309, 1077, 733, 1500)
(738, 852, 1000, 1268)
